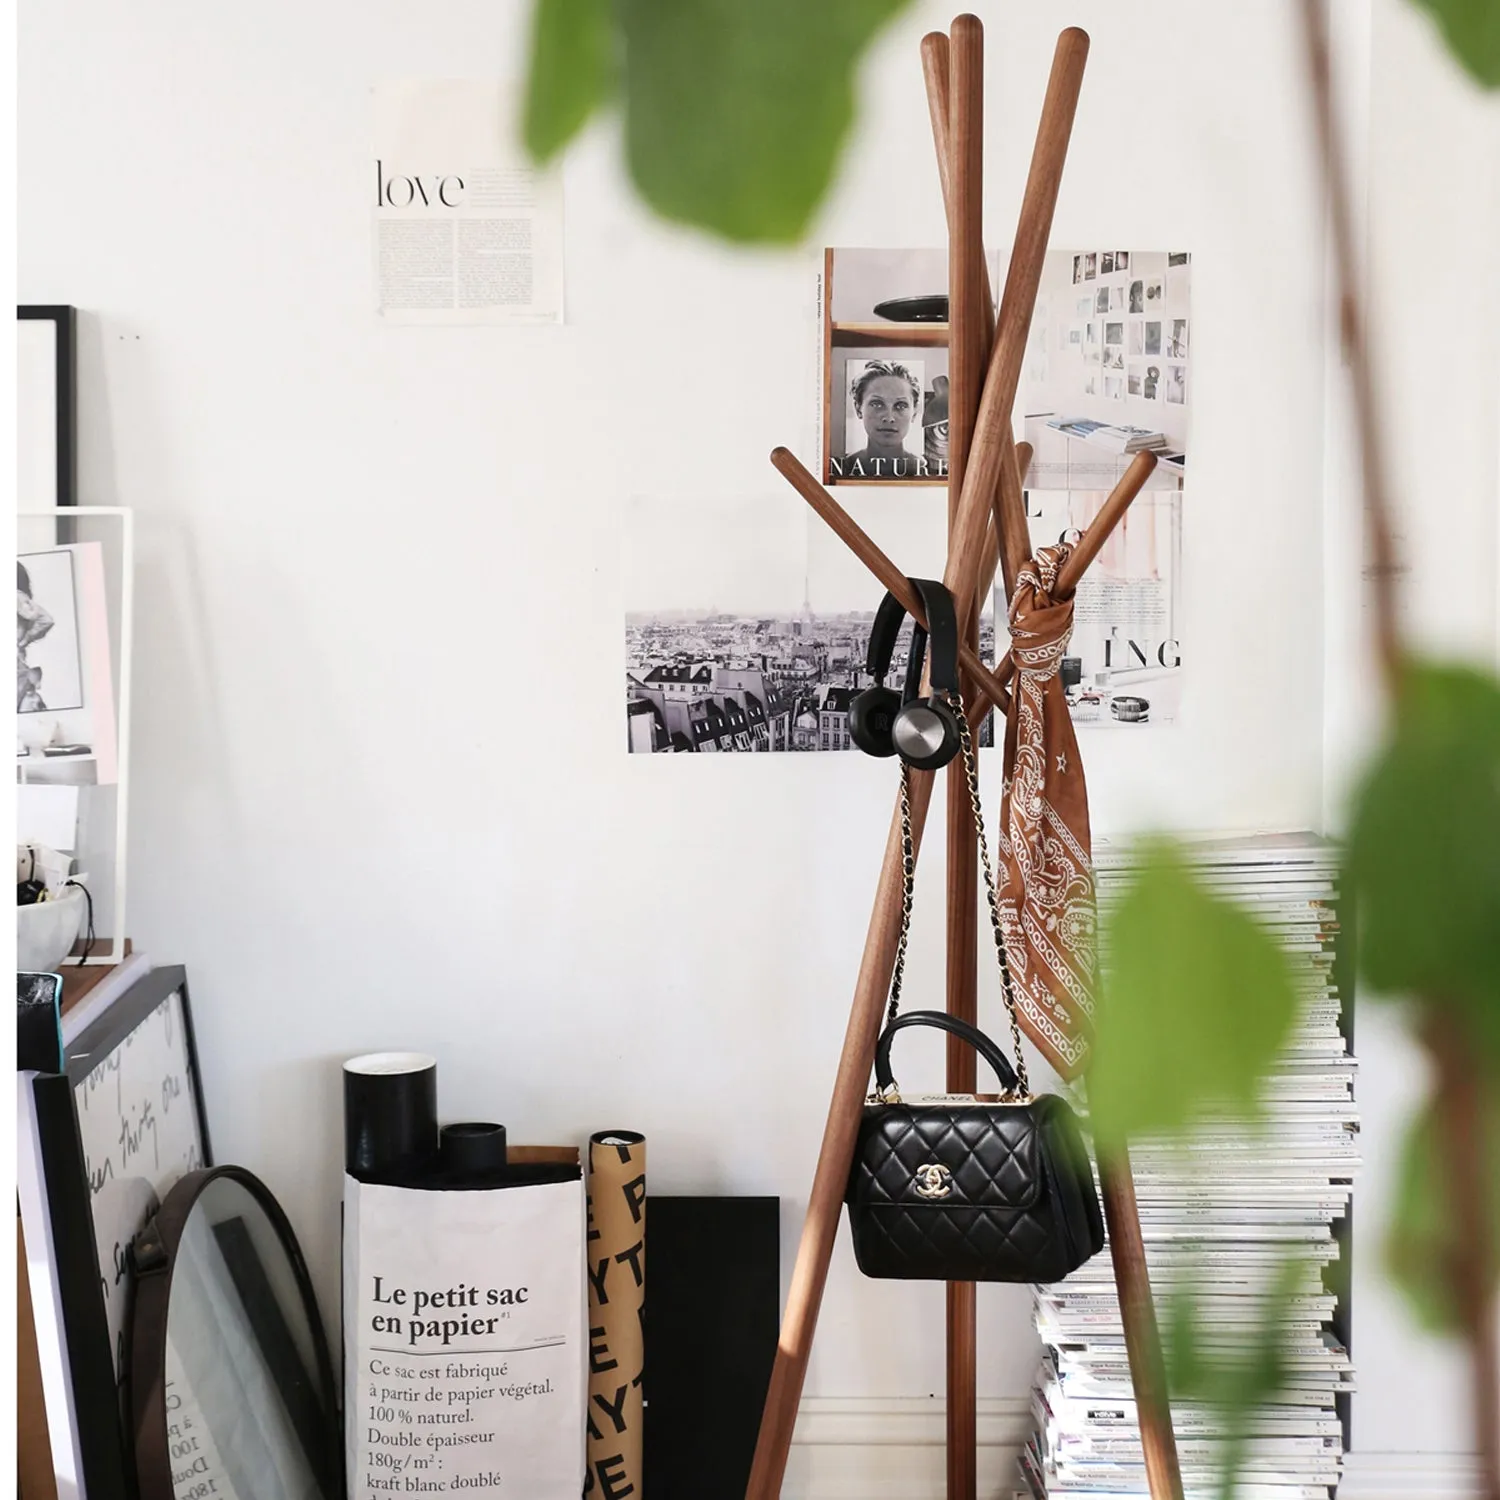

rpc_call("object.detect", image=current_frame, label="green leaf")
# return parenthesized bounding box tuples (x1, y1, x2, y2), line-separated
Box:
(523, 0, 617, 163)
(616, 0, 911, 243)
(1385, 1089, 1500, 1333)
(1163, 1253, 1303, 1500)
(1087, 838, 1301, 1151)
(1346, 661, 1500, 1060)
(1409, 0, 1500, 87)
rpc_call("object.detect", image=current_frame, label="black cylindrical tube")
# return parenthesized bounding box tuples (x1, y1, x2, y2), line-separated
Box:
(344, 1052, 438, 1183)
(440, 1122, 508, 1184)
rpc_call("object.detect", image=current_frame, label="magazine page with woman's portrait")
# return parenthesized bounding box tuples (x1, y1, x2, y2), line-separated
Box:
(821, 247, 999, 487)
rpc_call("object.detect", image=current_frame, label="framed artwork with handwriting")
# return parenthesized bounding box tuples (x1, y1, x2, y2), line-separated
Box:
(23, 964, 211, 1498)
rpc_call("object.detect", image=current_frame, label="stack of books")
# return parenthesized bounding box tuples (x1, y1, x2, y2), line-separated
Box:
(1045, 418, 1170, 453)
(1021, 835, 1357, 1500)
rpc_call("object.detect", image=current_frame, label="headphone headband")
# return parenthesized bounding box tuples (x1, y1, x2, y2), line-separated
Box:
(907, 578, 958, 694)
(864, 591, 909, 681)
(864, 580, 959, 697)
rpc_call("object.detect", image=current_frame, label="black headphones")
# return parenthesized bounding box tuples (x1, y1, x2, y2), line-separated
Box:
(849, 578, 963, 771)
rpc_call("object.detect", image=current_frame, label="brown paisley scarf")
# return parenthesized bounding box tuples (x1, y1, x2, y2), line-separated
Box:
(996, 544, 1097, 1080)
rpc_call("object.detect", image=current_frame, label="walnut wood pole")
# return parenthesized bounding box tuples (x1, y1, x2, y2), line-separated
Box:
(993, 441, 1029, 601)
(743, 769, 937, 1500)
(1062, 482, 1178, 1500)
(925, 24, 1032, 606)
(946, 15, 984, 1088)
(922, 29, 994, 335)
(1055, 451, 1156, 593)
(1100, 1148, 1186, 1500)
(945, 21, 985, 1498)
(952, 27, 1089, 609)
(986, 449, 1159, 696)
(976, 443, 1031, 608)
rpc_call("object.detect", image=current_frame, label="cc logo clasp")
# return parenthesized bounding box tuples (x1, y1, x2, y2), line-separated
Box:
(914, 1163, 952, 1199)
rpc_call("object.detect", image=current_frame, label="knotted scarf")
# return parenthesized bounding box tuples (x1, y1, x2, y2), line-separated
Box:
(996, 544, 1097, 1079)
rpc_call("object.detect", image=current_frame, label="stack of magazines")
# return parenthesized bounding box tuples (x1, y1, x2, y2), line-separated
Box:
(1021, 835, 1357, 1500)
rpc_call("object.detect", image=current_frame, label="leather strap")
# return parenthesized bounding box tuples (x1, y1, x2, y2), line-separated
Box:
(874, 1010, 1020, 1098)
(900, 624, 929, 707)
(864, 589, 909, 681)
(907, 578, 958, 693)
(864, 579, 959, 694)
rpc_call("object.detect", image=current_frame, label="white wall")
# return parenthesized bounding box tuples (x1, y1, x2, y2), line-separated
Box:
(16, 0, 1497, 1483)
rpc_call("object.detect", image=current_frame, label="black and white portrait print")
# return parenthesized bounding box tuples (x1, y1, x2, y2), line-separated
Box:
(835, 358, 929, 481)
(17, 550, 83, 714)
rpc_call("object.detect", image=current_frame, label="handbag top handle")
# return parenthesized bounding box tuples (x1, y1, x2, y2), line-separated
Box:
(886, 702, 1032, 1098)
(874, 1010, 1020, 1099)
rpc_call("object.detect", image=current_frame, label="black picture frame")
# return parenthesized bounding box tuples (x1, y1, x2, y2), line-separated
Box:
(25, 965, 212, 1500)
(17, 304, 78, 510)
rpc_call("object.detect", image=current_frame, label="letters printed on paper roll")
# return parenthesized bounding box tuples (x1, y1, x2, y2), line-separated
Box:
(584, 1134, 646, 1500)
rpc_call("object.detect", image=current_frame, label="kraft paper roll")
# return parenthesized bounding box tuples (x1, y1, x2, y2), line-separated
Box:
(585, 1131, 646, 1499)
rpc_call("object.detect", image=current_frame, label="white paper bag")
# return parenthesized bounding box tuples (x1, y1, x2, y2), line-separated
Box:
(343, 1174, 586, 1500)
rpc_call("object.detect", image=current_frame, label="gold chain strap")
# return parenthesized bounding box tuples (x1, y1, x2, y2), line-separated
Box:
(954, 698, 1031, 1099)
(886, 769, 917, 1026)
(883, 698, 1031, 1099)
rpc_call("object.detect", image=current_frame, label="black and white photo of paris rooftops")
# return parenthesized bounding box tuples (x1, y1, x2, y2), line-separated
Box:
(624, 494, 994, 754)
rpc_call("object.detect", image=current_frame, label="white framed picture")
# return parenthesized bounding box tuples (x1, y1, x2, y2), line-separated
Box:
(17, 508, 134, 962)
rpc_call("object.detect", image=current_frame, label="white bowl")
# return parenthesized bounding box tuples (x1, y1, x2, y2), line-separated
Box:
(17, 886, 87, 972)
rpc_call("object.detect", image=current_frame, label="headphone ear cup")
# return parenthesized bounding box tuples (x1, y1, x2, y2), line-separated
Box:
(891, 696, 961, 771)
(850, 686, 902, 758)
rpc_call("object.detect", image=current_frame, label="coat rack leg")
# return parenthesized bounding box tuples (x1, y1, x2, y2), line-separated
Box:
(949, 27, 1090, 607)
(744, 772, 938, 1500)
(1100, 1147, 1186, 1500)
(944, 18, 986, 1499)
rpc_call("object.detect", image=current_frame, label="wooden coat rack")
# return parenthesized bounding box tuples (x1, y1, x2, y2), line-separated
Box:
(745, 20, 1186, 1500)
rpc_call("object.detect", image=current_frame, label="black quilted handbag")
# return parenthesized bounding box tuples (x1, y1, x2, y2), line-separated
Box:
(844, 709, 1105, 1284)
(845, 1010, 1104, 1282)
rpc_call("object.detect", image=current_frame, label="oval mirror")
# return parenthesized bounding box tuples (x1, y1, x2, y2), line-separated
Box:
(129, 1166, 340, 1500)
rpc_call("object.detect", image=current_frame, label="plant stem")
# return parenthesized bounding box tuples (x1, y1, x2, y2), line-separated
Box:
(1299, 6, 1498, 1491)
(1426, 1010, 1500, 1499)
(1297, 0, 1404, 696)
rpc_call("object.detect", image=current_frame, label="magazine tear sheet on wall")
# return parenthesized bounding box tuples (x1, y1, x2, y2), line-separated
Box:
(622, 247, 1189, 751)
(622, 491, 996, 754)
(371, 79, 564, 325)
(343, 1174, 587, 1499)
